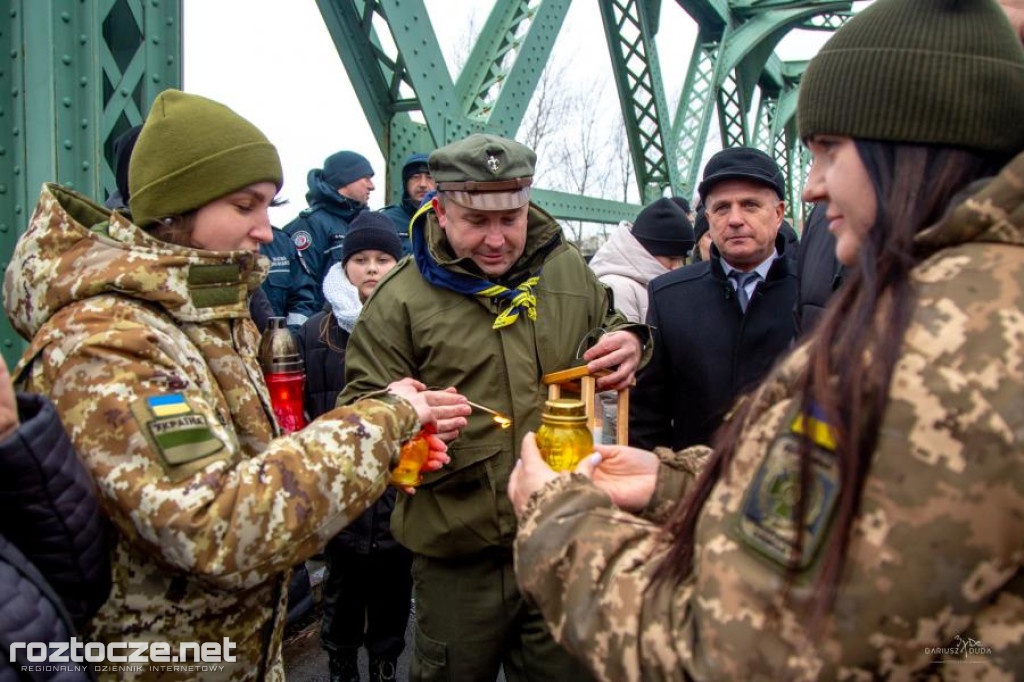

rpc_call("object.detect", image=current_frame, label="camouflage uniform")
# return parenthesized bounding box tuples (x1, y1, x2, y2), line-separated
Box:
(3, 184, 422, 681)
(514, 153, 1024, 679)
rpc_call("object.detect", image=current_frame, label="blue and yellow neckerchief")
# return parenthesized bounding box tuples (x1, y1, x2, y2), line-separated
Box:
(409, 198, 547, 330)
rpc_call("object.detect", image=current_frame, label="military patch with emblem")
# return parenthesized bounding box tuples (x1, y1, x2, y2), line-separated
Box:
(734, 404, 840, 570)
(292, 230, 312, 251)
(486, 152, 501, 174)
(131, 393, 227, 480)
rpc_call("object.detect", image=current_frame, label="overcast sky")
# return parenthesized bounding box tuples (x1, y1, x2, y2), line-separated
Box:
(182, 1, 830, 225)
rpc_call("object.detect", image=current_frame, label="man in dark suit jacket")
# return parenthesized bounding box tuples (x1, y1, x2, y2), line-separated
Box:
(630, 147, 798, 450)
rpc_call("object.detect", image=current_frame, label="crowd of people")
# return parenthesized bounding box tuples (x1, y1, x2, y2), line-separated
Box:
(0, 0, 1021, 680)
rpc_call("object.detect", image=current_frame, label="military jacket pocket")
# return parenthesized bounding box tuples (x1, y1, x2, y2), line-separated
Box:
(391, 443, 502, 558)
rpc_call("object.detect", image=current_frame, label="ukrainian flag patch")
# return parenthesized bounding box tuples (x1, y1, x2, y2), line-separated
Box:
(147, 394, 192, 417)
(133, 393, 226, 472)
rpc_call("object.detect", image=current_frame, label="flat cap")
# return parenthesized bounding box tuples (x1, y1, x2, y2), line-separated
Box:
(429, 134, 535, 210)
(698, 147, 785, 202)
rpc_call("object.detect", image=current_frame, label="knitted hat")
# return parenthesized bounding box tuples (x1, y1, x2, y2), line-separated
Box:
(632, 197, 694, 257)
(129, 90, 282, 227)
(693, 205, 709, 245)
(342, 212, 403, 265)
(323, 151, 374, 189)
(798, 0, 1024, 153)
(111, 124, 142, 204)
(698, 147, 786, 202)
(402, 153, 431, 186)
(671, 196, 692, 215)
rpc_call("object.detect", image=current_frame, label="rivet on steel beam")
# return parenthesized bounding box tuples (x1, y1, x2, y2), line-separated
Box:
(0, 183, 5, 192)
(61, 12, 71, 22)
(63, 97, 72, 107)
(0, 148, 4, 156)
(152, 74, 161, 83)
(15, 204, 22, 213)
(9, 50, 16, 58)
(63, 139, 73, 149)
(13, 165, 19, 175)
(0, 225, 6, 233)
(62, 54, 72, 65)
(80, 118, 88, 128)
(79, 34, 87, 45)
(81, 161, 89, 170)
(10, 87, 17, 97)
(152, 36, 160, 45)
(11, 126, 19, 136)
(121, 88, 129, 96)
(3, 339, 12, 348)
(79, 77, 88, 86)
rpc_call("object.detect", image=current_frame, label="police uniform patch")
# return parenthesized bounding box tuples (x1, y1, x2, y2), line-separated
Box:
(131, 393, 227, 479)
(734, 404, 840, 570)
(292, 230, 312, 251)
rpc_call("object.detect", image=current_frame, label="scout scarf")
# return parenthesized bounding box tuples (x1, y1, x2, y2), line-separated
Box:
(411, 200, 546, 330)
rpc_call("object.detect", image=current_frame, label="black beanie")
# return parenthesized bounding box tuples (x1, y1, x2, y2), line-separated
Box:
(401, 153, 431, 186)
(671, 196, 692, 215)
(323, 151, 374, 189)
(798, 0, 1024, 154)
(112, 124, 143, 203)
(342, 212, 403, 264)
(693, 205, 709, 244)
(632, 198, 694, 257)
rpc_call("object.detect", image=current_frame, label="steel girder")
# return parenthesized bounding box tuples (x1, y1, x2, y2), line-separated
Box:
(316, 0, 640, 222)
(598, 0, 679, 202)
(0, 0, 180, 367)
(317, 0, 854, 223)
(673, 0, 850, 208)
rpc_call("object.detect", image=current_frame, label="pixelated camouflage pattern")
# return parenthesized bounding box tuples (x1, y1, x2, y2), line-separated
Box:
(515, 152, 1024, 680)
(4, 184, 421, 681)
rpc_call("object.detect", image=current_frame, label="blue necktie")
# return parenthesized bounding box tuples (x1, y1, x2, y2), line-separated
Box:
(730, 271, 761, 312)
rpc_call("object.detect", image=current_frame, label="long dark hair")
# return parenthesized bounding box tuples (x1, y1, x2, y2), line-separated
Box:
(655, 140, 1008, 627)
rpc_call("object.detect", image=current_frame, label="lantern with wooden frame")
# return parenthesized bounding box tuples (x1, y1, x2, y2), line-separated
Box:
(541, 365, 629, 445)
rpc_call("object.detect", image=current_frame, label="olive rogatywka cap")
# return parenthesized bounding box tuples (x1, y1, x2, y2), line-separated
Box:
(429, 134, 536, 211)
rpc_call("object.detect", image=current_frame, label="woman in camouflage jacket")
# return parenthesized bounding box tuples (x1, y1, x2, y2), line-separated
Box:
(509, 0, 1024, 679)
(2, 90, 461, 681)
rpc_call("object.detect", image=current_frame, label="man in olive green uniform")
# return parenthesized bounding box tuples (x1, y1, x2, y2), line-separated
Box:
(340, 134, 650, 681)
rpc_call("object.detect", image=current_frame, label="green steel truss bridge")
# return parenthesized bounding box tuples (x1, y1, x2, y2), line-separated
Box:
(0, 0, 853, 363)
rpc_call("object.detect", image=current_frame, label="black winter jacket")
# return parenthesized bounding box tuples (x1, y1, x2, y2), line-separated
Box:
(0, 394, 110, 681)
(295, 311, 402, 553)
(794, 203, 846, 337)
(630, 236, 798, 450)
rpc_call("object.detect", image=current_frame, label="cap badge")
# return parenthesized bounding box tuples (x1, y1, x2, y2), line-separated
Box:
(486, 152, 501, 174)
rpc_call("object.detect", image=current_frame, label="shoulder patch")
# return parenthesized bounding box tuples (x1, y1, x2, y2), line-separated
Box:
(734, 407, 839, 570)
(131, 393, 227, 480)
(292, 230, 312, 251)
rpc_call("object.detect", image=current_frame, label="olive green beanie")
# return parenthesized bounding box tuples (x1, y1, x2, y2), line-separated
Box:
(129, 89, 283, 226)
(798, 0, 1024, 154)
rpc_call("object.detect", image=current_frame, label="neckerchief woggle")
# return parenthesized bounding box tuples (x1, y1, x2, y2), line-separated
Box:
(409, 194, 551, 330)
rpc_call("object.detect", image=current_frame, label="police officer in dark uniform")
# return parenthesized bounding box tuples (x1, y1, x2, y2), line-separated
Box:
(284, 151, 374, 309)
(379, 153, 435, 256)
(260, 226, 319, 327)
